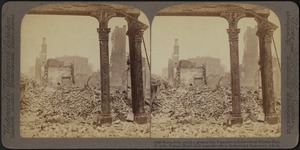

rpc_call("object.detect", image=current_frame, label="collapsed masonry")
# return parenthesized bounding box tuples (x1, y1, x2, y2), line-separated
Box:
(177, 61, 207, 86)
(44, 59, 75, 85)
(35, 39, 93, 86)
(167, 39, 224, 87)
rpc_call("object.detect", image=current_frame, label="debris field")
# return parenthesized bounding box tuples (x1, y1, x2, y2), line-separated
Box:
(20, 75, 280, 138)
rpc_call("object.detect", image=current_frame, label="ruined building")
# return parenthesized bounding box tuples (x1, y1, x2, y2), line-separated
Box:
(109, 25, 149, 93)
(179, 57, 224, 86)
(35, 38, 47, 83)
(34, 38, 93, 86)
(167, 38, 225, 86)
(55, 55, 92, 75)
(45, 58, 74, 85)
(109, 25, 127, 87)
(188, 56, 225, 76)
(240, 26, 281, 99)
(55, 55, 92, 86)
(240, 26, 260, 88)
(167, 39, 179, 85)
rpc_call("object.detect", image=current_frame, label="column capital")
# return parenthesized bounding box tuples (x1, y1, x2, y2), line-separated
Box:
(97, 28, 111, 41)
(91, 10, 116, 28)
(256, 18, 277, 41)
(125, 16, 148, 37)
(227, 28, 240, 41)
(220, 12, 246, 29)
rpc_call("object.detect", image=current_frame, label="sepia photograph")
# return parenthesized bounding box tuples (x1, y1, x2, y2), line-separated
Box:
(150, 3, 281, 138)
(1, 1, 298, 149)
(20, 2, 151, 138)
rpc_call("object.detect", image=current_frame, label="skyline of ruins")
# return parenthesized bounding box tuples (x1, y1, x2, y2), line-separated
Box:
(151, 10, 280, 75)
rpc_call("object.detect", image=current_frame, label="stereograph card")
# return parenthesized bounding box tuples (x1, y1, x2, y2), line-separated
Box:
(1, 1, 299, 149)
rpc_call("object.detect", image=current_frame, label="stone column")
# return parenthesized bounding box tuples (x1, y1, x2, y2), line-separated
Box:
(221, 12, 245, 124)
(126, 16, 148, 124)
(256, 18, 279, 124)
(91, 10, 116, 124)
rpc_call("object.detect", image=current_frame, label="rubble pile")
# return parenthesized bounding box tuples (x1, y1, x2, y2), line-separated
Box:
(43, 86, 99, 123)
(20, 78, 150, 137)
(152, 81, 265, 124)
(21, 83, 140, 124)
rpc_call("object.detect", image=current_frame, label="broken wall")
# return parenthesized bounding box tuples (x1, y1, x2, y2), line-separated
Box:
(47, 66, 72, 85)
(180, 68, 202, 85)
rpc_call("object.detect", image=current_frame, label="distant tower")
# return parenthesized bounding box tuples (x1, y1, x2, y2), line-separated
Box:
(36, 37, 48, 83)
(172, 39, 179, 65)
(39, 37, 47, 64)
(240, 27, 259, 87)
(110, 25, 127, 87)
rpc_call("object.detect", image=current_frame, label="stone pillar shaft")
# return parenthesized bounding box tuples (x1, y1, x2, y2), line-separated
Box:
(227, 28, 242, 117)
(221, 12, 245, 124)
(91, 10, 116, 124)
(97, 27, 111, 115)
(256, 19, 279, 124)
(126, 16, 148, 124)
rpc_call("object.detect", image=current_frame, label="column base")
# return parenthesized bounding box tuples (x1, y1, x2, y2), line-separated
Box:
(228, 115, 243, 125)
(134, 114, 148, 124)
(265, 114, 279, 124)
(93, 114, 112, 126)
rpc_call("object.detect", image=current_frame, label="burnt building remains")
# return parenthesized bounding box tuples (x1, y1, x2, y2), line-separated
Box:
(167, 39, 225, 87)
(109, 26, 150, 94)
(240, 27, 260, 88)
(34, 38, 93, 86)
(45, 58, 74, 85)
(240, 26, 281, 99)
(35, 38, 47, 83)
(110, 25, 127, 88)
(55, 55, 92, 86)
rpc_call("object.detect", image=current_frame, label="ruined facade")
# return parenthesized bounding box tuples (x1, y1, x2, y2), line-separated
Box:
(35, 38, 47, 83)
(176, 60, 207, 86)
(188, 56, 225, 76)
(167, 39, 179, 84)
(45, 58, 74, 85)
(239, 27, 281, 99)
(110, 25, 127, 87)
(55, 56, 92, 75)
(55, 55, 92, 86)
(240, 26, 260, 88)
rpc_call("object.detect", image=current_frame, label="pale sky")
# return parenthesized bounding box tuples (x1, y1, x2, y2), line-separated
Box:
(21, 8, 280, 76)
(151, 11, 281, 75)
(21, 12, 150, 73)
